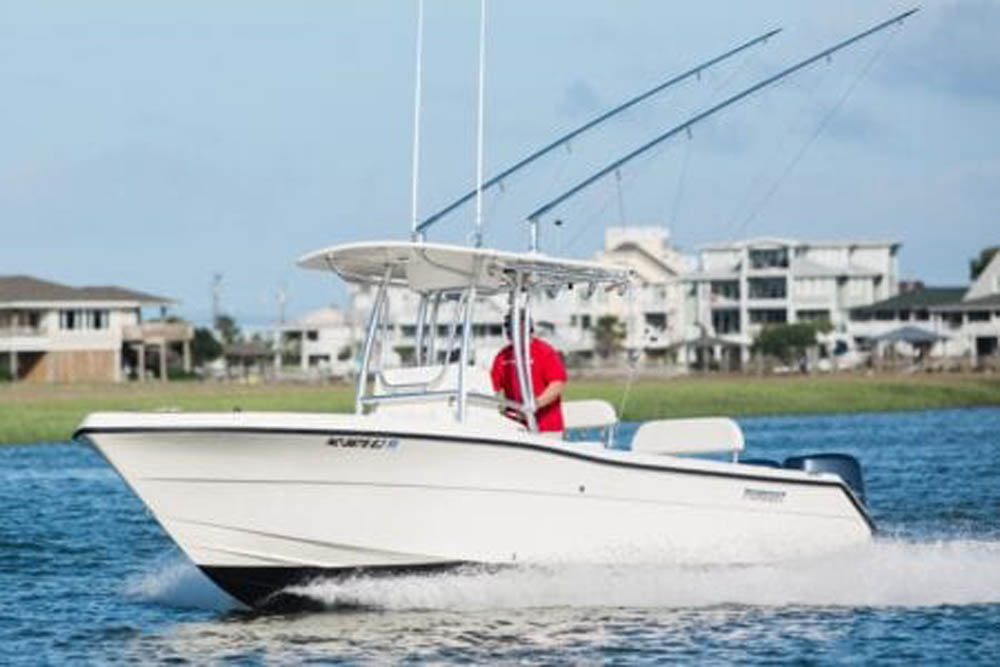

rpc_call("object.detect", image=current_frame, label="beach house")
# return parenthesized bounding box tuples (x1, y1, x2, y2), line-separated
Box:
(0, 275, 193, 382)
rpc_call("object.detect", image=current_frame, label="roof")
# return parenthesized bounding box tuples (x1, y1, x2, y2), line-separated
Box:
(871, 326, 949, 344)
(298, 241, 632, 294)
(791, 257, 881, 278)
(0, 275, 174, 306)
(932, 292, 1000, 312)
(598, 241, 681, 281)
(699, 237, 900, 252)
(280, 306, 349, 330)
(851, 287, 967, 314)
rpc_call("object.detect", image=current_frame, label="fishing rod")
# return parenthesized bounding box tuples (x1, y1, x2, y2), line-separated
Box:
(526, 8, 918, 234)
(412, 27, 782, 239)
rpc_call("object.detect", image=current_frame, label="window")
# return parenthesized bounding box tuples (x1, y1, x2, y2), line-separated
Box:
(749, 309, 787, 324)
(580, 315, 592, 330)
(59, 310, 78, 330)
(969, 311, 990, 322)
(796, 310, 830, 323)
(306, 330, 319, 341)
(748, 248, 789, 269)
(644, 312, 666, 330)
(712, 309, 740, 334)
(91, 310, 109, 329)
(748, 277, 787, 299)
(710, 281, 740, 299)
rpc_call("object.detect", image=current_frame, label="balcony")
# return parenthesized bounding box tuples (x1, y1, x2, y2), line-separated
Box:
(123, 322, 194, 343)
(0, 325, 47, 338)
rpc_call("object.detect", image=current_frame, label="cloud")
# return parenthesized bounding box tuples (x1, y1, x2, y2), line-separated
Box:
(880, 1, 1000, 101)
(559, 80, 603, 118)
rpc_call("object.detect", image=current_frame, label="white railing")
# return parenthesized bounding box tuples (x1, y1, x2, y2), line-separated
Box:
(0, 326, 46, 338)
(123, 322, 194, 341)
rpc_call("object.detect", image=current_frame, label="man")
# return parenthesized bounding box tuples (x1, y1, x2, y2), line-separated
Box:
(490, 312, 567, 433)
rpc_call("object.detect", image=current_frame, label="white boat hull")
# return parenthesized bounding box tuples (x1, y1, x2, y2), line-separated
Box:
(76, 411, 873, 608)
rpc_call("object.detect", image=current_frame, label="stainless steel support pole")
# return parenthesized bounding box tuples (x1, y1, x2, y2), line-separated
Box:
(356, 268, 392, 415)
(427, 292, 442, 364)
(457, 280, 477, 422)
(414, 293, 428, 365)
(510, 272, 537, 431)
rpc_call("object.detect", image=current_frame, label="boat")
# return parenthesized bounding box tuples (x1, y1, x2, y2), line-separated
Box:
(74, 10, 922, 609)
(75, 240, 873, 609)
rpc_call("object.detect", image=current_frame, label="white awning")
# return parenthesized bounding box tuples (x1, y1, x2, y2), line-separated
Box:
(298, 241, 632, 294)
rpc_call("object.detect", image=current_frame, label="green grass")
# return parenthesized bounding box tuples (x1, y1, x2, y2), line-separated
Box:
(2, 373, 999, 444)
(567, 374, 1000, 420)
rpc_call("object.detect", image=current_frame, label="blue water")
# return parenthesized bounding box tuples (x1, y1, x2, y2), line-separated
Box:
(2, 408, 1000, 664)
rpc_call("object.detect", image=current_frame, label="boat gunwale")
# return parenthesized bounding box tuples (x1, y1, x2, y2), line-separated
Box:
(73, 424, 876, 532)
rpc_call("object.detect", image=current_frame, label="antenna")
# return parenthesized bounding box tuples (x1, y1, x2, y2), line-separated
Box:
(410, 0, 425, 240)
(473, 0, 487, 247)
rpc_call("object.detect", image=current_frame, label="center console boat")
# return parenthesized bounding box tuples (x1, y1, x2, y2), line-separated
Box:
(75, 241, 873, 609)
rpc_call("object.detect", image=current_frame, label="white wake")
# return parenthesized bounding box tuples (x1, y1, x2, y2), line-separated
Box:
(289, 539, 1000, 611)
(126, 539, 1000, 613)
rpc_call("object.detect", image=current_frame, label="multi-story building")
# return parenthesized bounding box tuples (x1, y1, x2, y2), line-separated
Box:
(684, 238, 901, 358)
(278, 233, 909, 373)
(850, 248, 1000, 362)
(0, 275, 192, 382)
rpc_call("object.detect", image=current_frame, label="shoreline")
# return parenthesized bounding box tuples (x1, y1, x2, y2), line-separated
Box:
(2, 372, 999, 445)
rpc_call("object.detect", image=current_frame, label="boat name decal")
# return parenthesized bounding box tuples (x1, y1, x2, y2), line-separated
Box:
(742, 488, 786, 503)
(326, 435, 400, 450)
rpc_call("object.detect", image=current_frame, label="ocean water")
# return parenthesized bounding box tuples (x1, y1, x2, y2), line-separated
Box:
(2, 408, 999, 664)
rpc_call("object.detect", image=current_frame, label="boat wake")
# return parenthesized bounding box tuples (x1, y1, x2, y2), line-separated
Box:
(126, 538, 1000, 613)
(125, 558, 239, 612)
(287, 538, 1000, 611)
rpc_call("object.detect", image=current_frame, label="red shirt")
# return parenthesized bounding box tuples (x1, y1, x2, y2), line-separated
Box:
(490, 337, 567, 432)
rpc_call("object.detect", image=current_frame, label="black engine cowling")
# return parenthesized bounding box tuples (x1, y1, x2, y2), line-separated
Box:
(783, 453, 866, 505)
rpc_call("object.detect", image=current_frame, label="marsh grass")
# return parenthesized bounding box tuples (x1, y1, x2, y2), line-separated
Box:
(1, 373, 998, 444)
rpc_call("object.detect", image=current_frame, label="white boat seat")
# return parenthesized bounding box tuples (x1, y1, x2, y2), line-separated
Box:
(631, 417, 744, 457)
(562, 400, 618, 430)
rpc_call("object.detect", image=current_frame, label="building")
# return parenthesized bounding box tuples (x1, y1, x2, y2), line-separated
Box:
(850, 248, 1000, 363)
(276, 305, 361, 377)
(685, 238, 901, 360)
(277, 232, 908, 374)
(0, 275, 193, 382)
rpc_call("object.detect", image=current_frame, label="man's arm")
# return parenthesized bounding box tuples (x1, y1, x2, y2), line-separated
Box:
(535, 380, 565, 409)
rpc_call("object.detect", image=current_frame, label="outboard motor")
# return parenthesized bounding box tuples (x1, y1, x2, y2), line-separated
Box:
(784, 453, 866, 505)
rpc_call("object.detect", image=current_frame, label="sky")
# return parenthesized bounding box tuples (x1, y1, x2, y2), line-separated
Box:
(1, 1, 998, 326)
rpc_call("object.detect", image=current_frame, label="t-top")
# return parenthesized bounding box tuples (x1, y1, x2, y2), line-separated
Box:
(490, 337, 567, 432)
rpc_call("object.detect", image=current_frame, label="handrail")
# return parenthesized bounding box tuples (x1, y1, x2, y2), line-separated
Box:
(355, 267, 392, 415)
(376, 364, 450, 391)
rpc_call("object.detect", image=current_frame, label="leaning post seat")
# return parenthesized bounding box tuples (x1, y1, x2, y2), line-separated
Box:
(630, 417, 745, 460)
(562, 399, 618, 446)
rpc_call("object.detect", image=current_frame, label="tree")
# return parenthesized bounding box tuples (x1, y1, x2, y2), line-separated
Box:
(191, 327, 223, 365)
(753, 323, 818, 365)
(593, 315, 626, 359)
(970, 246, 999, 280)
(214, 314, 241, 345)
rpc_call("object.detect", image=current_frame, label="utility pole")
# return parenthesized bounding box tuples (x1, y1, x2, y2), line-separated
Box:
(211, 273, 223, 328)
